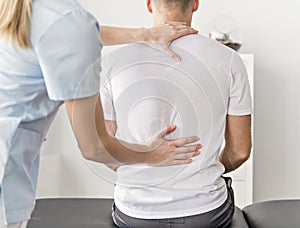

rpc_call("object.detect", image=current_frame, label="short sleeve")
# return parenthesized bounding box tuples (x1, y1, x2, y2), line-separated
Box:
(100, 57, 116, 121)
(36, 9, 102, 101)
(228, 53, 253, 116)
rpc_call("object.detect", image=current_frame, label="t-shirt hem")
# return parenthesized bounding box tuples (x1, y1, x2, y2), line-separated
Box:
(228, 108, 253, 116)
(103, 114, 116, 121)
(114, 193, 228, 219)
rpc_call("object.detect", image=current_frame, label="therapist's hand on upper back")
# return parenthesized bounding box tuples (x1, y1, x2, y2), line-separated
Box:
(145, 22, 198, 61)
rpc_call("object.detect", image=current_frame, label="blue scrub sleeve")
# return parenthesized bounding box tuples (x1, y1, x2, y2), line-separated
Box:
(36, 9, 102, 101)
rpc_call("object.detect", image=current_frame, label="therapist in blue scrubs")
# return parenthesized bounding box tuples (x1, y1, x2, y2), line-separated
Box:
(0, 0, 200, 227)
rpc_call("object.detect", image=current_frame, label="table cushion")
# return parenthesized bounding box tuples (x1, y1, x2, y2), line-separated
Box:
(230, 207, 249, 228)
(243, 200, 300, 228)
(28, 198, 116, 228)
(28, 199, 248, 228)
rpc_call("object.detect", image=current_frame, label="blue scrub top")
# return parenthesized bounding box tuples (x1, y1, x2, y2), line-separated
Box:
(0, 0, 102, 224)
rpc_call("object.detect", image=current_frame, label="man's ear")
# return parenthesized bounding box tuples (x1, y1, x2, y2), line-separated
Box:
(147, 0, 153, 14)
(193, 0, 199, 12)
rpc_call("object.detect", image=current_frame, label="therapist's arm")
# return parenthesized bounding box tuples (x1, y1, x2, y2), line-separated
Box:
(105, 120, 119, 171)
(100, 23, 198, 60)
(104, 118, 200, 170)
(65, 94, 201, 166)
(219, 115, 252, 173)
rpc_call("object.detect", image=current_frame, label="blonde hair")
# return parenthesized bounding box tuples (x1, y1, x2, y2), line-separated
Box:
(0, 0, 32, 48)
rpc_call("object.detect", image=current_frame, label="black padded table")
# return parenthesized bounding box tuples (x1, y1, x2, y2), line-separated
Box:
(27, 198, 248, 228)
(243, 200, 300, 228)
(230, 207, 249, 228)
(28, 199, 116, 228)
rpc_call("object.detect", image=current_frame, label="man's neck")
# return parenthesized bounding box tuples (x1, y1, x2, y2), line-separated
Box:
(153, 11, 192, 27)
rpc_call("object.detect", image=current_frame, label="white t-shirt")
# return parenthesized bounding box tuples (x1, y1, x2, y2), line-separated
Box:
(100, 34, 252, 219)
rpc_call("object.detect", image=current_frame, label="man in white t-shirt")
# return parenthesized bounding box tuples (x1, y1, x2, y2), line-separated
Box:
(100, 0, 252, 227)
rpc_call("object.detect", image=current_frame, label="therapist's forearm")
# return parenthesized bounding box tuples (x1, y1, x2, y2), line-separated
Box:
(66, 94, 200, 166)
(104, 120, 120, 171)
(65, 95, 149, 165)
(100, 24, 198, 46)
(100, 26, 148, 46)
(94, 95, 152, 165)
(100, 24, 198, 60)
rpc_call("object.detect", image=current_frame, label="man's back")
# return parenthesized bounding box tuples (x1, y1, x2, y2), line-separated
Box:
(101, 34, 252, 219)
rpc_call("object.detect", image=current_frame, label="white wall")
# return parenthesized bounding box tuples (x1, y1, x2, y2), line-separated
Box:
(37, 0, 300, 203)
(37, 108, 116, 198)
(77, 0, 300, 202)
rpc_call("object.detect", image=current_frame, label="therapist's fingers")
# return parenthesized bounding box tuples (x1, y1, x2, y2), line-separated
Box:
(173, 150, 201, 160)
(165, 160, 193, 166)
(157, 125, 177, 138)
(145, 22, 198, 61)
(175, 27, 199, 38)
(146, 42, 182, 61)
(174, 144, 202, 155)
(145, 126, 201, 166)
(162, 45, 182, 61)
(156, 152, 199, 166)
(155, 144, 201, 166)
(160, 22, 199, 41)
(163, 22, 187, 25)
(170, 136, 200, 147)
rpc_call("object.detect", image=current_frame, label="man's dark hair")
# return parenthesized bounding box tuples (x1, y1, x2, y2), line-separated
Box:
(154, 0, 193, 13)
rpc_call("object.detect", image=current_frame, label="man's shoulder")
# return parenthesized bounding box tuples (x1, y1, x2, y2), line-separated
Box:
(104, 34, 235, 73)
(104, 43, 166, 68)
(173, 34, 209, 43)
(173, 34, 234, 55)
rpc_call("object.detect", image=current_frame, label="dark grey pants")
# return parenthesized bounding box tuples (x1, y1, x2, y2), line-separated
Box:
(112, 177, 235, 228)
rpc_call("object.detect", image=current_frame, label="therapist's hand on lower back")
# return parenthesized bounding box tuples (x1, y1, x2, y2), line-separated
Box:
(103, 125, 202, 167)
(66, 95, 201, 167)
(145, 125, 202, 166)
